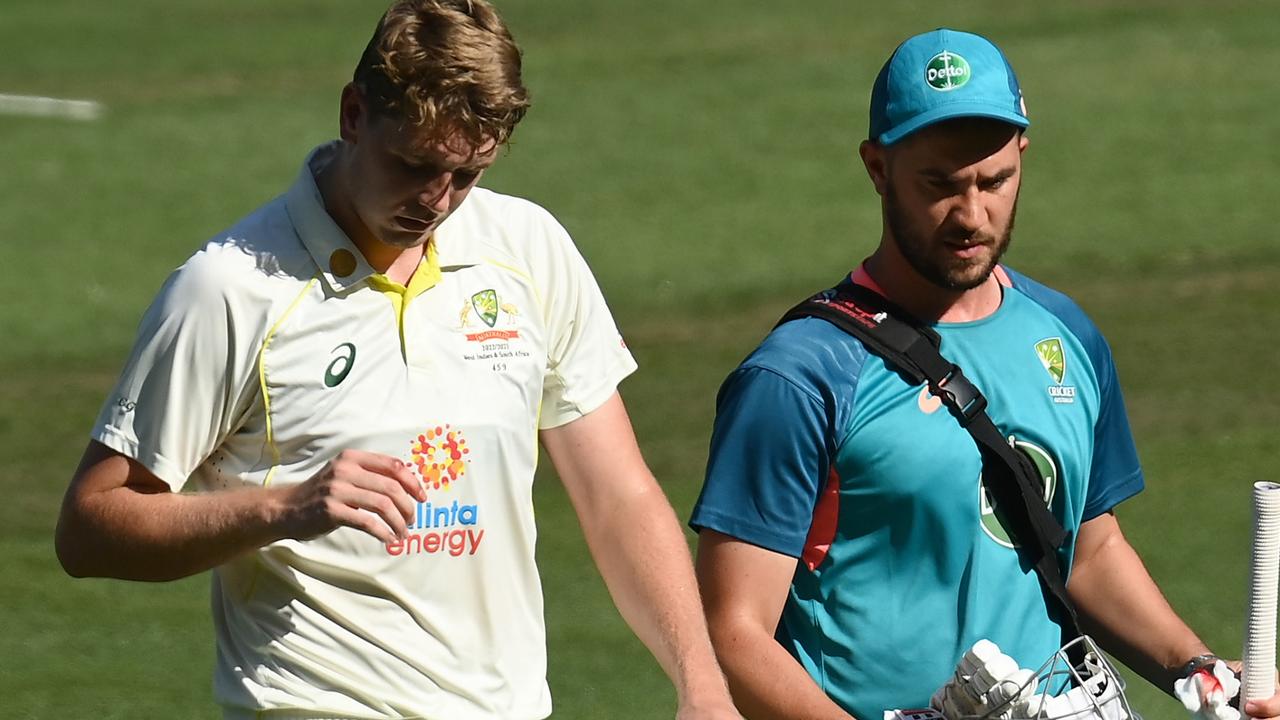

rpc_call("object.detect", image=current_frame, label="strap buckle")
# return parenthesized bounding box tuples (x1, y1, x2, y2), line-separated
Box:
(933, 365, 987, 426)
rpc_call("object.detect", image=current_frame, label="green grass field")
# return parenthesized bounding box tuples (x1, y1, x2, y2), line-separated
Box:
(3, 1, 1278, 717)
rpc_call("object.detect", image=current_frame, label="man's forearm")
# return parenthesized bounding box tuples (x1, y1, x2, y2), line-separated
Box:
(56, 481, 289, 582)
(575, 480, 729, 703)
(1068, 514, 1209, 692)
(58, 443, 425, 582)
(695, 532, 858, 720)
(713, 624, 856, 720)
(541, 392, 738, 716)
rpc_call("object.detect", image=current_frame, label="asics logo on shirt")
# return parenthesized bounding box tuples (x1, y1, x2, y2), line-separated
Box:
(323, 342, 357, 387)
(918, 384, 943, 414)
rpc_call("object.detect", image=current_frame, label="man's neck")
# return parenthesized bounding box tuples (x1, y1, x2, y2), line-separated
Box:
(862, 247, 1002, 324)
(314, 149, 424, 286)
(379, 247, 426, 286)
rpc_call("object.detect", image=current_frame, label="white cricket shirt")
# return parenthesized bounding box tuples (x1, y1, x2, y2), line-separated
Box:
(92, 143, 637, 719)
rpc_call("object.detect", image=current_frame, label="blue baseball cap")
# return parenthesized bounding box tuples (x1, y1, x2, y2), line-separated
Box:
(868, 28, 1029, 145)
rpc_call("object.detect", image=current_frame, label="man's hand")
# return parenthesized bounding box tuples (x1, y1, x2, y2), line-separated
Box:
(1176, 661, 1241, 720)
(1221, 660, 1280, 720)
(1244, 690, 1280, 720)
(275, 449, 425, 544)
(931, 639, 1036, 719)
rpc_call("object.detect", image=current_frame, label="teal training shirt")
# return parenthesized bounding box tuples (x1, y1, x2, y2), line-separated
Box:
(690, 267, 1143, 719)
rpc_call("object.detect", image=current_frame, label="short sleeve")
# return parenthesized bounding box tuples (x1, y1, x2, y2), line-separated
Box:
(690, 366, 832, 557)
(1081, 341, 1144, 520)
(91, 258, 256, 491)
(534, 215, 636, 429)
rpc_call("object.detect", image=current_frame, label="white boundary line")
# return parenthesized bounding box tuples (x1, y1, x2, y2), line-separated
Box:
(0, 93, 104, 121)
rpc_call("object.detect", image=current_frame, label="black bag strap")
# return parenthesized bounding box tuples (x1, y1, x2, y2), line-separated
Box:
(778, 283, 1083, 646)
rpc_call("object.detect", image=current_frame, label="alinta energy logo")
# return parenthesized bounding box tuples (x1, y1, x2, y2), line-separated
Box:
(1035, 337, 1077, 405)
(385, 424, 484, 558)
(458, 288, 522, 343)
(979, 439, 1058, 548)
(925, 50, 970, 92)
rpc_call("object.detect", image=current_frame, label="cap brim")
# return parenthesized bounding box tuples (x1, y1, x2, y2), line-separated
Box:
(878, 102, 1030, 146)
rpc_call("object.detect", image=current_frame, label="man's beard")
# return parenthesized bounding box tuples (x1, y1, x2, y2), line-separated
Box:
(883, 185, 1018, 291)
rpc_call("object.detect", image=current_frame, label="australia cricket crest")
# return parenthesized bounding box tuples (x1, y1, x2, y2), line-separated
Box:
(470, 289, 500, 328)
(1034, 337, 1077, 404)
(456, 287, 530, 365)
(1035, 337, 1065, 384)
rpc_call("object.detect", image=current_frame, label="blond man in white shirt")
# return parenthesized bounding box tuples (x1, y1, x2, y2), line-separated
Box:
(55, 2, 739, 718)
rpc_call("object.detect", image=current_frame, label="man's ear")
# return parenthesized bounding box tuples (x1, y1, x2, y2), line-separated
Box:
(338, 83, 365, 144)
(859, 140, 890, 196)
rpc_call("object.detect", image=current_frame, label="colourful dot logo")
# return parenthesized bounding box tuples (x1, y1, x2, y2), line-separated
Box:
(410, 425, 470, 494)
(925, 50, 970, 92)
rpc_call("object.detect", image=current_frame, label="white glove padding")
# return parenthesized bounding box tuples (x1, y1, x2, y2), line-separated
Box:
(987, 668, 1037, 710)
(931, 639, 1037, 719)
(1173, 661, 1241, 720)
(932, 683, 987, 720)
(884, 709, 947, 720)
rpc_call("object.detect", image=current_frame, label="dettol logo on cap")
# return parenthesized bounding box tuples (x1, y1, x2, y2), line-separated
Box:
(925, 50, 970, 91)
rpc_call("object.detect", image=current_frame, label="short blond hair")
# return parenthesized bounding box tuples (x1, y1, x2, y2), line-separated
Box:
(354, 0, 530, 148)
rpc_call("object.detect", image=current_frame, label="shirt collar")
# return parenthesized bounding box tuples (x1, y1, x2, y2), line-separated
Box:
(848, 262, 888, 295)
(285, 142, 377, 293)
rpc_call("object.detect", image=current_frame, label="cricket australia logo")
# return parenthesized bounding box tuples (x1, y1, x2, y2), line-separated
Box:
(1035, 337, 1076, 404)
(471, 288, 500, 327)
(925, 50, 970, 91)
(979, 439, 1058, 549)
(458, 288, 522, 343)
